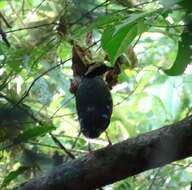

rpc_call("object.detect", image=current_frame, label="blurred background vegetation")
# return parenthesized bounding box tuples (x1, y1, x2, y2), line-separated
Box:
(0, 0, 192, 189)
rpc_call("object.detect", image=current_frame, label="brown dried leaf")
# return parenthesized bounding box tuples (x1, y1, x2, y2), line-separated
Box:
(125, 47, 138, 69)
(72, 45, 90, 77)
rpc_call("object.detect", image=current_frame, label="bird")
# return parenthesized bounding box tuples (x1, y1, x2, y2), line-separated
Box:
(75, 76, 113, 138)
(84, 63, 113, 78)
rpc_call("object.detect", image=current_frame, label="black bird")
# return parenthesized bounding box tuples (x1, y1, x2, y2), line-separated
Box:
(75, 76, 113, 138)
(84, 63, 113, 78)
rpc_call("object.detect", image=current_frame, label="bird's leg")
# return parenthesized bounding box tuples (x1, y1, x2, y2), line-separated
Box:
(88, 142, 92, 152)
(105, 131, 112, 146)
(85, 138, 93, 152)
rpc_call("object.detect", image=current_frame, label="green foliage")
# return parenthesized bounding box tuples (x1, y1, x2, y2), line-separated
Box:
(164, 20, 192, 75)
(159, 0, 183, 8)
(0, 0, 192, 189)
(1, 166, 28, 188)
(13, 125, 55, 145)
(101, 11, 153, 65)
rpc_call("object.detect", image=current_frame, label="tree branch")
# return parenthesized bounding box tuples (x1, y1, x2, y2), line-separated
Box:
(18, 115, 192, 190)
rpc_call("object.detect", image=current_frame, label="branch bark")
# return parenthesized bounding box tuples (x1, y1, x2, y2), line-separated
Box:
(18, 116, 192, 190)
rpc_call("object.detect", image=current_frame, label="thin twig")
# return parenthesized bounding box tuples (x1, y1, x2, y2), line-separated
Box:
(0, 93, 76, 158)
(32, 0, 47, 13)
(71, 130, 81, 149)
(49, 132, 75, 159)
(0, 112, 76, 127)
(14, 38, 100, 106)
(49, 96, 75, 120)
(148, 168, 161, 190)
(0, 12, 11, 28)
(5, 22, 57, 33)
(27, 141, 87, 153)
(29, 35, 58, 72)
(8, 0, 25, 26)
(149, 24, 188, 28)
(21, 0, 25, 16)
(133, 33, 142, 48)
(0, 71, 14, 90)
(114, 82, 139, 106)
(70, 0, 109, 25)
(13, 58, 71, 107)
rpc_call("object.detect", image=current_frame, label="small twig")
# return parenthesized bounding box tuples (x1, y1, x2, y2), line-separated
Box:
(49, 133, 75, 159)
(0, 71, 14, 90)
(0, 93, 77, 159)
(15, 38, 100, 107)
(114, 82, 139, 106)
(49, 96, 75, 120)
(70, 0, 109, 25)
(0, 12, 11, 28)
(21, 0, 25, 16)
(148, 24, 188, 28)
(8, 0, 25, 26)
(5, 22, 57, 34)
(13, 58, 71, 107)
(29, 35, 58, 72)
(32, 0, 47, 13)
(27, 142, 87, 153)
(133, 33, 142, 48)
(52, 112, 76, 118)
(71, 130, 82, 149)
(148, 168, 161, 190)
(0, 112, 76, 127)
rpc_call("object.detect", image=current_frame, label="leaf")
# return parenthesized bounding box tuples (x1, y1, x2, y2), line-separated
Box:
(164, 26, 192, 76)
(57, 41, 72, 59)
(0, 1, 6, 9)
(101, 11, 154, 65)
(121, 12, 153, 27)
(1, 166, 28, 187)
(101, 24, 138, 65)
(6, 47, 30, 72)
(179, 0, 192, 12)
(73, 13, 124, 38)
(13, 125, 55, 144)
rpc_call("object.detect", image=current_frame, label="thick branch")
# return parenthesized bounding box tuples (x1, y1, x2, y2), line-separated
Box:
(19, 116, 192, 190)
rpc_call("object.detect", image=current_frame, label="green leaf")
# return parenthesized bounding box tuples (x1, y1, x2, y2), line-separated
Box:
(121, 12, 152, 26)
(164, 27, 192, 76)
(57, 41, 72, 59)
(1, 166, 28, 187)
(101, 24, 138, 65)
(6, 48, 30, 72)
(179, 0, 192, 12)
(0, 1, 6, 9)
(73, 14, 124, 38)
(13, 125, 55, 144)
(101, 11, 154, 65)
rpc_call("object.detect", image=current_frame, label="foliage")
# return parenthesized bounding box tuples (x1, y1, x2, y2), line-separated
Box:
(0, 0, 192, 189)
